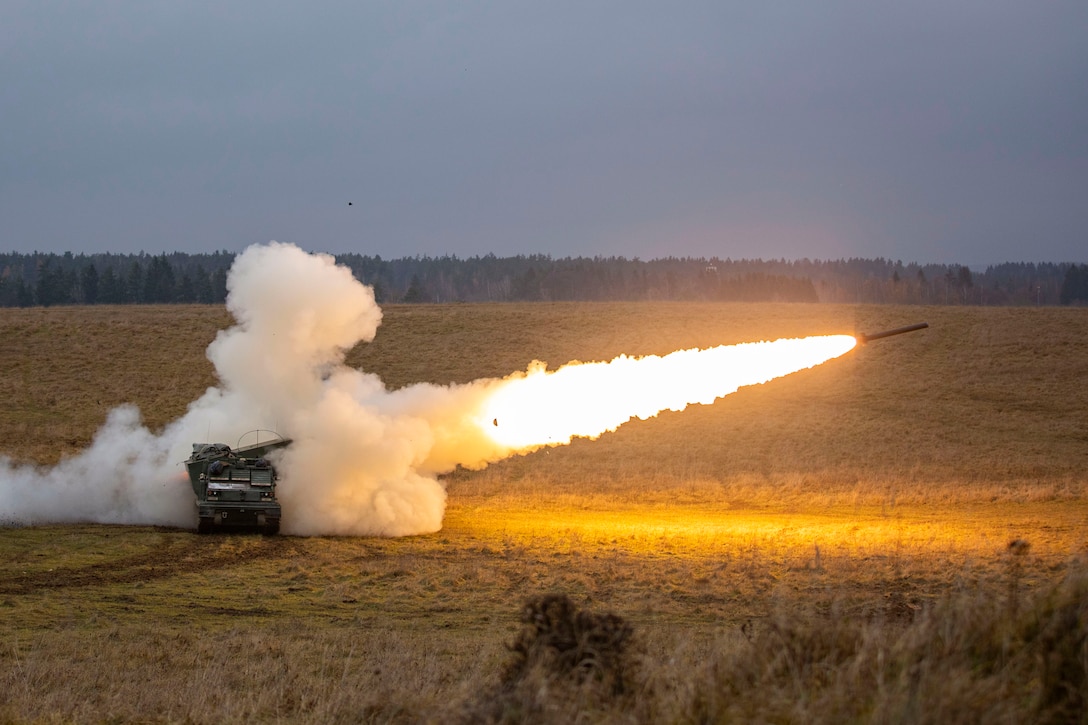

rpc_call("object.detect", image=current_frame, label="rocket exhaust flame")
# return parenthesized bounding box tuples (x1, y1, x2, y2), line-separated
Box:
(477, 336, 856, 451)
(0, 243, 858, 537)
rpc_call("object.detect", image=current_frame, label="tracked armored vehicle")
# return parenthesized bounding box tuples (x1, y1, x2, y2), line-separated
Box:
(185, 432, 291, 534)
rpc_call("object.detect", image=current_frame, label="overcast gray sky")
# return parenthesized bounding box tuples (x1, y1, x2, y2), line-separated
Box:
(3, 1, 1086, 264)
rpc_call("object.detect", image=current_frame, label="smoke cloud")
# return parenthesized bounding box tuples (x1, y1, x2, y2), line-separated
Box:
(0, 242, 496, 535)
(0, 242, 854, 536)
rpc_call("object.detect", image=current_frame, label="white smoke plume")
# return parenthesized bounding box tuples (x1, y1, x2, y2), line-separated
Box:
(0, 242, 855, 536)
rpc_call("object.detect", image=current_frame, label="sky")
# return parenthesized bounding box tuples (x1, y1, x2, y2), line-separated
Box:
(2, 1, 1086, 265)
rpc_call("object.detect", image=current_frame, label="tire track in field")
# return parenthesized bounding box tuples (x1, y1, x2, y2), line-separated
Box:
(0, 535, 303, 595)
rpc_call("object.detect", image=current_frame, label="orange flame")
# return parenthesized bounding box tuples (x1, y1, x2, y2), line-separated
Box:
(478, 335, 857, 450)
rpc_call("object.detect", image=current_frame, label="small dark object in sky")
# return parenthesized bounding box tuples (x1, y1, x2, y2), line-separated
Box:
(348, 202, 353, 206)
(493, 418, 498, 427)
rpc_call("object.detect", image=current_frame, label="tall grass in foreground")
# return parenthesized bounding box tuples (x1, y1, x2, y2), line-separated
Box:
(458, 555, 1087, 724)
(3, 553, 1083, 723)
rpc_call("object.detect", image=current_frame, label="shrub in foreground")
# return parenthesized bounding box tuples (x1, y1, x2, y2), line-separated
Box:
(455, 594, 640, 723)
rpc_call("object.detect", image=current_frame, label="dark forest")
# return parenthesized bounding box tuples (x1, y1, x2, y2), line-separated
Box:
(2, 251, 1086, 307)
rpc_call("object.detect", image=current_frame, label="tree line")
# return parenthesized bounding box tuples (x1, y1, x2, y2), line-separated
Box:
(1, 251, 1086, 307)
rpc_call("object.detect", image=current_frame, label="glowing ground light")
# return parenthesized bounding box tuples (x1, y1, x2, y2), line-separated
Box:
(479, 335, 857, 450)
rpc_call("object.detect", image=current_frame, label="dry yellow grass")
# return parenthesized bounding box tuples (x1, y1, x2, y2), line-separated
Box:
(1, 302, 1086, 722)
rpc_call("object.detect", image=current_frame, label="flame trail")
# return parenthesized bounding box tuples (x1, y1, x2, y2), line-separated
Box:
(0, 243, 857, 537)
(473, 336, 856, 451)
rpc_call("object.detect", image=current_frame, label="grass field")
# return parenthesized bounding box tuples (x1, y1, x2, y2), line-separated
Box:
(1, 302, 1086, 723)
